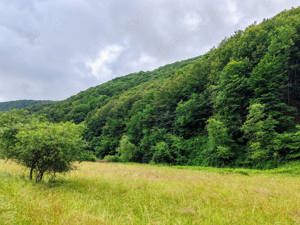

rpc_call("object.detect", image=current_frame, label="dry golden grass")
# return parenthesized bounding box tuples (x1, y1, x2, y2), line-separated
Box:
(0, 160, 299, 225)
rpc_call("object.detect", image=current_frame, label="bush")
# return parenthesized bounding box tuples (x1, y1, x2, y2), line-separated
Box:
(104, 155, 121, 162)
(79, 151, 97, 162)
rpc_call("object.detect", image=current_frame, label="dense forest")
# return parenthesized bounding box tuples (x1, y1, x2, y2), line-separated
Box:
(0, 100, 53, 112)
(3, 7, 300, 168)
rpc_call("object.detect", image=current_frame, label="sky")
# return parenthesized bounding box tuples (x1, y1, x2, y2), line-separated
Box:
(0, 0, 300, 101)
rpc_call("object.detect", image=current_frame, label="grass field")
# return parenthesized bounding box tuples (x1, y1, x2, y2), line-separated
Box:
(0, 160, 299, 225)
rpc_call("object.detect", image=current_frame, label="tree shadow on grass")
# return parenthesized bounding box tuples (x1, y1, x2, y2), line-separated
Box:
(0, 171, 13, 178)
(37, 176, 116, 198)
(38, 178, 91, 192)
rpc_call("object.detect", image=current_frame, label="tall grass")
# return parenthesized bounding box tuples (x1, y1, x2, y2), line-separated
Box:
(0, 160, 299, 225)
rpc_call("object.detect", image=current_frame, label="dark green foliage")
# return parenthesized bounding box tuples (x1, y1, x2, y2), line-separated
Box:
(93, 136, 119, 159)
(0, 100, 53, 112)
(205, 118, 234, 166)
(151, 142, 171, 164)
(213, 60, 251, 135)
(104, 154, 121, 162)
(25, 7, 300, 168)
(151, 134, 188, 164)
(0, 110, 43, 158)
(117, 135, 137, 162)
(175, 93, 211, 138)
(138, 128, 167, 163)
(275, 126, 300, 161)
(249, 25, 297, 131)
(242, 103, 279, 167)
(79, 150, 97, 162)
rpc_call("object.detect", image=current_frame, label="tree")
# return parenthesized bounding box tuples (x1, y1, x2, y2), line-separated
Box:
(138, 128, 167, 163)
(249, 25, 297, 132)
(151, 141, 172, 164)
(1, 118, 85, 182)
(242, 103, 278, 166)
(0, 110, 40, 158)
(126, 104, 155, 144)
(205, 118, 234, 166)
(274, 125, 300, 161)
(151, 134, 187, 164)
(94, 136, 119, 159)
(116, 135, 137, 162)
(213, 60, 251, 139)
(175, 92, 211, 138)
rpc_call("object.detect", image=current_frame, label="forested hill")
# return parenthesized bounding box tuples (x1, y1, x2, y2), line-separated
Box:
(36, 7, 300, 167)
(0, 100, 53, 112)
(35, 57, 197, 123)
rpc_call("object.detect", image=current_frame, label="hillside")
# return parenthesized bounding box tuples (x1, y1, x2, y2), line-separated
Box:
(35, 58, 197, 123)
(33, 7, 300, 167)
(0, 100, 53, 112)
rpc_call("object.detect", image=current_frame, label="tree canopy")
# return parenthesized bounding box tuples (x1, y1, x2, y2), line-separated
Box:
(0, 111, 85, 182)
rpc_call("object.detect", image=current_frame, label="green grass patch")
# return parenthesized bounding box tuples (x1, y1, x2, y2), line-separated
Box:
(0, 160, 299, 225)
(173, 161, 300, 176)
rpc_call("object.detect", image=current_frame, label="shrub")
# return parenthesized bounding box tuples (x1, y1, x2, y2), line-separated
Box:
(79, 151, 97, 162)
(104, 155, 121, 162)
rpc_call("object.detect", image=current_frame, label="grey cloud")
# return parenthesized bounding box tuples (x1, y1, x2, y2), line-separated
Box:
(0, 0, 299, 101)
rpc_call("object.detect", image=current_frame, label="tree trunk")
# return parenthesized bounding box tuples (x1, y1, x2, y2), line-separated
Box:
(29, 167, 34, 180)
(40, 172, 44, 181)
(35, 171, 44, 183)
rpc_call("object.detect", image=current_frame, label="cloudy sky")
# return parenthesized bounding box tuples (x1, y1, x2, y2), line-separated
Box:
(0, 0, 299, 101)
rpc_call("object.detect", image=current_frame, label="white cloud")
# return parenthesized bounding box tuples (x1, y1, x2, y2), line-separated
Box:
(0, 0, 299, 101)
(226, 0, 242, 24)
(128, 53, 158, 72)
(184, 13, 203, 31)
(86, 44, 124, 81)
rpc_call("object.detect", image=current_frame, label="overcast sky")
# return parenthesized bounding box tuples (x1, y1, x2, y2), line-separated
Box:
(0, 0, 299, 101)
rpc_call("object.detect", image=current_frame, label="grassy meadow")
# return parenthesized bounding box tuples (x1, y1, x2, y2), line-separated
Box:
(0, 160, 299, 225)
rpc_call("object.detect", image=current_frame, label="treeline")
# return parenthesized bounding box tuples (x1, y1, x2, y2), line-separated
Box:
(5, 7, 300, 168)
(0, 100, 53, 112)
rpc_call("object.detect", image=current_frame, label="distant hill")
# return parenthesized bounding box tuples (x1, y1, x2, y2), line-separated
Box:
(0, 100, 53, 112)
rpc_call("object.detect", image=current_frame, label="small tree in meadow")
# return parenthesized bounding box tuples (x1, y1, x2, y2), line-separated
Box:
(0, 113, 85, 182)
